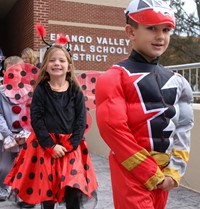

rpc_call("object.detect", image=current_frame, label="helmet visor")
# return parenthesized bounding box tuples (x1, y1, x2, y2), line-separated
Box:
(128, 8, 175, 28)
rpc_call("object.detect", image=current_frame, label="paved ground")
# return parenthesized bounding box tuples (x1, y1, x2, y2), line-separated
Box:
(0, 153, 200, 209)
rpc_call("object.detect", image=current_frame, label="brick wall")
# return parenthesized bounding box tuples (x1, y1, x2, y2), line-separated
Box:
(46, 1, 132, 71)
(33, 0, 49, 51)
(2, 0, 132, 71)
(3, 0, 34, 57)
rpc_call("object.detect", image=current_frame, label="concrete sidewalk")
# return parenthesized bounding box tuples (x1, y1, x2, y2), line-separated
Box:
(0, 153, 200, 209)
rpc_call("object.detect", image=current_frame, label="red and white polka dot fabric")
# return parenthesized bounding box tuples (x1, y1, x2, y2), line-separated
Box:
(4, 63, 40, 131)
(77, 71, 101, 134)
(77, 71, 101, 111)
(4, 132, 98, 205)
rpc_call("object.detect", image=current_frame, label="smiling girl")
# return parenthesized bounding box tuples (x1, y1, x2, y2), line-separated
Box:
(5, 45, 98, 209)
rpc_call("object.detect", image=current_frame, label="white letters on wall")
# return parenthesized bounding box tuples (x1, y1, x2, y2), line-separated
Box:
(49, 33, 130, 63)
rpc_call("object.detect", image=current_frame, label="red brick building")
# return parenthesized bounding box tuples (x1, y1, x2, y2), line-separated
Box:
(0, 0, 132, 71)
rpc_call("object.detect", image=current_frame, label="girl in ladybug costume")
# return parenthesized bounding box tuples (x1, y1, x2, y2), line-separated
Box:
(4, 35, 98, 208)
(96, 0, 194, 209)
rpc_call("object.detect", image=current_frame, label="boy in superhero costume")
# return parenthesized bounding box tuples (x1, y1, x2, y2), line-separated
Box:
(95, 0, 194, 208)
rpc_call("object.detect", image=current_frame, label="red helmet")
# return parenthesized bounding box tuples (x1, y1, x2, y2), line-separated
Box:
(125, 0, 175, 28)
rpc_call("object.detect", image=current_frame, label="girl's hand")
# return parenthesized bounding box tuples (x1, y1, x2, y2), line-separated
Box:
(157, 176, 177, 191)
(52, 144, 67, 158)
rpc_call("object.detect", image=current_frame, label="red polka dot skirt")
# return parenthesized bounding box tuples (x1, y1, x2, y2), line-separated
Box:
(4, 132, 98, 205)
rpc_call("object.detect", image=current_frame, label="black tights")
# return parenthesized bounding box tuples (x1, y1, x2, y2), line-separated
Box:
(41, 201, 54, 209)
(65, 186, 80, 209)
(41, 186, 80, 209)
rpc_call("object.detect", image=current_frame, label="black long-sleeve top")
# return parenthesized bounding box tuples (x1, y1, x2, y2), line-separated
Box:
(30, 80, 86, 149)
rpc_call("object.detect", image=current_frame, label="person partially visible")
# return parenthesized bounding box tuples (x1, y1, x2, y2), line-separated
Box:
(0, 48, 5, 85)
(3, 56, 24, 74)
(0, 48, 3, 68)
(0, 56, 35, 208)
(21, 47, 40, 68)
(0, 56, 25, 201)
(4, 44, 98, 209)
(0, 48, 4, 144)
(95, 0, 194, 209)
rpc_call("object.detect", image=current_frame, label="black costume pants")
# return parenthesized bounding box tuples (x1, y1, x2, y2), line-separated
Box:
(41, 186, 80, 209)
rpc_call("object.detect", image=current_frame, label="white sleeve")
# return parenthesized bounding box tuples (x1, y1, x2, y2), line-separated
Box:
(163, 75, 194, 184)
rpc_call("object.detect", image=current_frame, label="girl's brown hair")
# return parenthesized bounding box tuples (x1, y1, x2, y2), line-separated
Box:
(35, 45, 80, 89)
(21, 47, 38, 65)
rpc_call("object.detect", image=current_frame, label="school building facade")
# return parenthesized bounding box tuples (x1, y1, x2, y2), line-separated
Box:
(0, 0, 132, 71)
